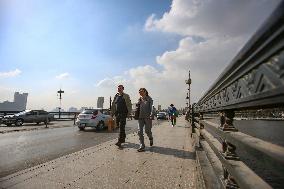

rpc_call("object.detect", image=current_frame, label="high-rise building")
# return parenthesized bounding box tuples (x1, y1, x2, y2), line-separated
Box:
(52, 107, 65, 112)
(68, 107, 78, 112)
(97, 97, 104, 108)
(0, 92, 28, 111)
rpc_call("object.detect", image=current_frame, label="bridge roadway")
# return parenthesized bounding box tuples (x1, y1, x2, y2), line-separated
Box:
(0, 117, 197, 189)
(0, 120, 149, 178)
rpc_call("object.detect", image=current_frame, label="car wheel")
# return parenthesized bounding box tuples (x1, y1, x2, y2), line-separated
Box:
(36, 122, 40, 125)
(96, 121, 105, 131)
(15, 119, 23, 126)
(6, 123, 12, 126)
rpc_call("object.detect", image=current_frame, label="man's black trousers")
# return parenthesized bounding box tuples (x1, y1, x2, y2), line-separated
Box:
(116, 113, 127, 143)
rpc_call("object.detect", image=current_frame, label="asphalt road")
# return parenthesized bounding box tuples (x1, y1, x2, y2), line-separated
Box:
(0, 119, 161, 178)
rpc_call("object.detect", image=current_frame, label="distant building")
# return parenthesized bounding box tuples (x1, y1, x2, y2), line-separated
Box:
(97, 97, 104, 108)
(0, 92, 28, 111)
(79, 107, 93, 112)
(52, 107, 65, 112)
(158, 105, 161, 111)
(68, 107, 78, 112)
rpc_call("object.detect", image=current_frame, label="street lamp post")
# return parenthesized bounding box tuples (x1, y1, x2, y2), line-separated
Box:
(57, 89, 64, 119)
(185, 70, 191, 110)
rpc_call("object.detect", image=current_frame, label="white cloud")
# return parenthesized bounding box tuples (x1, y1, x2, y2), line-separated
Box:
(95, 76, 129, 88)
(93, 0, 281, 109)
(145, 0, 280, 38)
(156, 36, 245, 103)
(50, 0, 283, 110)
(55, 72, 70, 80)
(138, 0, 281, 108)
(110, 0, 280, 109)
(0, 69, 22, 78)
(96, 78, 115, 88)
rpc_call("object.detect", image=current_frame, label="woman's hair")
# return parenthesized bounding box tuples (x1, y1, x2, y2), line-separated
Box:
(139, 88, 148, 96)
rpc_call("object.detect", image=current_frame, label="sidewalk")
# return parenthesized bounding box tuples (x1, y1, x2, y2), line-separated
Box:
(0, 121, 75, 134)
(0, 118, 196, 189)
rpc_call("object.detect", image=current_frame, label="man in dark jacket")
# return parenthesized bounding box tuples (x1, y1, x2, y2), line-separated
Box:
(111, 84, 132, 148)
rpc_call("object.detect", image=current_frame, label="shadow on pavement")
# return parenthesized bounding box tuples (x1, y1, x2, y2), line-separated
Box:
(124, 142, 195, 160)
(79, 128, 119, 133)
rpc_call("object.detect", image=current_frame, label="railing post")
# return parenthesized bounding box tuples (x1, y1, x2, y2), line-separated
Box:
(223, 166, 239, 188)
(197, 113, 205, 148)
(199, 113, 204, 139)
(220, 110, 240, 188)
(58, 108, 61, 119)
(191, 104, 196, 137)
(219, 110, 239, 160)
(73, 113, 77, 125)
(219, 110, 238, 131)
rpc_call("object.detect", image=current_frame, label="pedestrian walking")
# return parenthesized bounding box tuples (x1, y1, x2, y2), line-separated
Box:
(136, 88, 154, 152)
(168, 104, 177, 127)
(111, 84, 132, 148)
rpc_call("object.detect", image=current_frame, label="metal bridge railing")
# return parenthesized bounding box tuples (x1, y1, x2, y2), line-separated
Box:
(191, 2, 284, 189)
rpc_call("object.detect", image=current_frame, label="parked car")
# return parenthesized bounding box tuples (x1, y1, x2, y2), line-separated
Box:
(75, 109, 112, 131)
(2, 110, 54, 126)
(0, 116, 3, 125)
(157, 112, 168, 120)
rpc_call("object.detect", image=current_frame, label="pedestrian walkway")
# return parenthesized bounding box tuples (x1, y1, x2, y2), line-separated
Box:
(0, 118, 196, 189)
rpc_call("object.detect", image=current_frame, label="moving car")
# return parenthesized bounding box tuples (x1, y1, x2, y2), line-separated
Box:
(2, 110, 54, 126)
(157, 112, 168, 120)
(76, 109, 112, 131)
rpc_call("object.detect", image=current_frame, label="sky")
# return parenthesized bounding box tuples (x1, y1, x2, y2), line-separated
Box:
(0, 0, 281, 111)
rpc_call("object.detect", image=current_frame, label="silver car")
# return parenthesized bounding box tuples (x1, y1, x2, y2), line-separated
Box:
(76, 109, 112, 131)
(2, 110, 54, 126)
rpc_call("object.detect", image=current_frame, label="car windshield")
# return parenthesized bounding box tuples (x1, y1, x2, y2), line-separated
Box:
(15, 110, 30, 116)
(81, 109, 99, 114)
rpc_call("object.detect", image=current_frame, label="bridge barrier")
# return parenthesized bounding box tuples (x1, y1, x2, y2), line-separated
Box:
(191, 2, 284, 189)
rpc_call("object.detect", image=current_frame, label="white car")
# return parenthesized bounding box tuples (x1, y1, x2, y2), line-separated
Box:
(76, 109, 112, 131)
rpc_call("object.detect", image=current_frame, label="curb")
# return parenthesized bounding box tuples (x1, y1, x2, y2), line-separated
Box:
(0, 124, 75, 134)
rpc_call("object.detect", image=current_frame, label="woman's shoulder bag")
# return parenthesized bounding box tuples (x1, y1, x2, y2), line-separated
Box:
(134, 98, 141, 120)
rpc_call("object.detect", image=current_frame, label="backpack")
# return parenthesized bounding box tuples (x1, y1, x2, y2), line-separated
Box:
(171, 107, 178, 117)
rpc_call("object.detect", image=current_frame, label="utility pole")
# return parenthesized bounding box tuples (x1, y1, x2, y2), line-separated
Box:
(57, 89, 64, 119)
(185, 70, 193, 134)
(185, 70, 191, 110)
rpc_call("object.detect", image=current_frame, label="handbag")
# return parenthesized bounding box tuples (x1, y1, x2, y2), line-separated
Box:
(134, 98, 141, 120)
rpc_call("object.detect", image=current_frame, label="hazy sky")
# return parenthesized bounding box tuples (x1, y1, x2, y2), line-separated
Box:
(0, 0, 281, 111)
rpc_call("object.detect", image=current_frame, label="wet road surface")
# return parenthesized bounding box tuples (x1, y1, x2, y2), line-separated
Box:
(0, 119, 160, 178)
